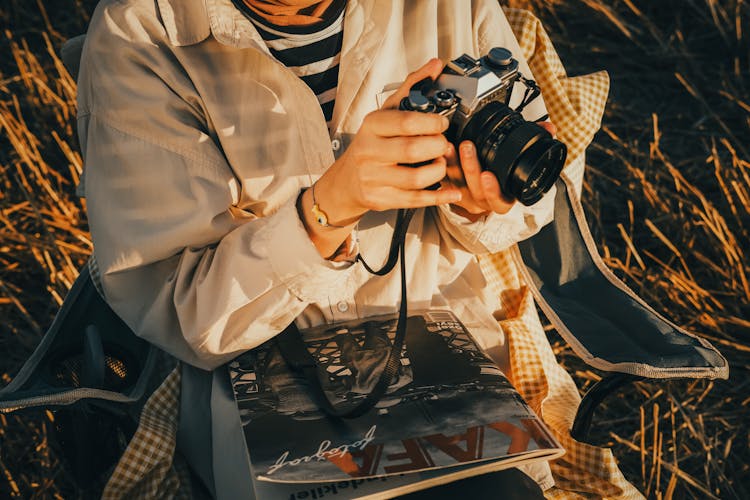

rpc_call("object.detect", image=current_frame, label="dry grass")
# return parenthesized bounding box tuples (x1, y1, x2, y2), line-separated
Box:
(0, 0, 748, 498)
(514, 0, 750, 498)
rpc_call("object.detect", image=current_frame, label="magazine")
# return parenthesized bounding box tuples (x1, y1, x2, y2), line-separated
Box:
(228, 310, 564, 497)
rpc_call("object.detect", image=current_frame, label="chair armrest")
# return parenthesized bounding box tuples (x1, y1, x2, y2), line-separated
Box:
(60, 34, 85, 81)
(0, 263, 158, 412)
(515, 174, 728, 443)
(516, 174, 728, 379)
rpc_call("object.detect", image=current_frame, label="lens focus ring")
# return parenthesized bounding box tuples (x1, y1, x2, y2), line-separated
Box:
(484, 120, 545, 186)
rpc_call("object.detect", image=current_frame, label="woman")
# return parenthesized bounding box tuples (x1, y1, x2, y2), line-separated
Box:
(78, 0, 558, 496)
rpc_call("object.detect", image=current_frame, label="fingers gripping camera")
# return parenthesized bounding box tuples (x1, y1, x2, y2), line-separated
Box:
(399, 47, 567, 206)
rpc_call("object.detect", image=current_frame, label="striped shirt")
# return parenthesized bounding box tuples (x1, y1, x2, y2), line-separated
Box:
(233, 1, 346, 130)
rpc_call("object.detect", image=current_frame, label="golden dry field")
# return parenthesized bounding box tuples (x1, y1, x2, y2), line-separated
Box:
(1, 0, 748, 498)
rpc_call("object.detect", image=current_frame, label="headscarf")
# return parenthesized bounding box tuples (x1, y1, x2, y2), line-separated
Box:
(240, 0, 335, 26)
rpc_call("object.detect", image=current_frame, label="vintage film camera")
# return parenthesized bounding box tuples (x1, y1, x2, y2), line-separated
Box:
(400, 47, 567, 206)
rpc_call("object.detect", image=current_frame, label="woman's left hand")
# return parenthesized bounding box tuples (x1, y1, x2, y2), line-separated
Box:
(442, 121, 557, 221)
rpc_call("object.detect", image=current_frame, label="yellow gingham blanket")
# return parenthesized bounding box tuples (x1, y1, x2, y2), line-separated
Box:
(102, 8, 642, 500)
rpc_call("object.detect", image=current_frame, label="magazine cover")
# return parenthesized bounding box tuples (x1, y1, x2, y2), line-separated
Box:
(229, 310, 564, 488)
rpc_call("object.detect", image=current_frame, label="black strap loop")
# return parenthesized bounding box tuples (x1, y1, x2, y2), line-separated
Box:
(276, 209, 414, 419)
(356, 209, 415, 275)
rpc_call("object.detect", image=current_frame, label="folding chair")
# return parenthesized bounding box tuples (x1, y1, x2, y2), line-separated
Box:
(0, 24, 728, 496)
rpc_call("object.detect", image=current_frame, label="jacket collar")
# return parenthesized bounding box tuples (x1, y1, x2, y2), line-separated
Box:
(156, 0, 212, 46)
(155, 0, 387, 53)
(330, 0, 391, 132)
(156, 0, 266, 50)
(156, 0, 392, 133)
(158, 0, 352, 52)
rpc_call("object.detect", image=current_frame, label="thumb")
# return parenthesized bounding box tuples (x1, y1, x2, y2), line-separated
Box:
(537, 120, 557, 138)
(381, 58, 445, 109)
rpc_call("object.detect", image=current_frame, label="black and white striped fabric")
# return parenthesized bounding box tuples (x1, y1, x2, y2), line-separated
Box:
(233, 0, 346, 130)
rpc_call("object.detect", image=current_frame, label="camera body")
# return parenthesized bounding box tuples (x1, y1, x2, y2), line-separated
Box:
(400, 47, 567, 206)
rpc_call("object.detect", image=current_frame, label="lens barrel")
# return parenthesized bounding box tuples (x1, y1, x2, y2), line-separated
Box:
(460, 101, 567, 205)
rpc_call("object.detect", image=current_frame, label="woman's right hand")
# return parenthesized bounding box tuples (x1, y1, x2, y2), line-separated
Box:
(315, 108, 462, 224)
(298, 59, 463, 259)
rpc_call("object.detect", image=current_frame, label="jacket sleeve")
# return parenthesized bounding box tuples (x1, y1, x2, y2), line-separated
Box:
(77, 6, 356, 370)
(80, 113, 357, 370)
(434, 0, 556, 255)
(435, 190, 555, 255)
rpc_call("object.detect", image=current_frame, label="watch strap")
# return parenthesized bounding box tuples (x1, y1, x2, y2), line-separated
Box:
(310, 183, 345, 228)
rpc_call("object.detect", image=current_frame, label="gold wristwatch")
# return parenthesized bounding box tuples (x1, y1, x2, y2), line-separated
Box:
(311, 183, 344, 228)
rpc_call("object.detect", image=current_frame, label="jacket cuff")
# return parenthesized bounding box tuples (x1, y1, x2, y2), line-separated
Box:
(476, 203, 539, 252)
(250, 199, 356, 303)
(438, 185, 555, 254)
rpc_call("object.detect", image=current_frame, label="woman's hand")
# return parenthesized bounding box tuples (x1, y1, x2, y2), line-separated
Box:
(314, 108, 461, 224)
(298, 59, 463, 258)
(443, 121, 558, 222)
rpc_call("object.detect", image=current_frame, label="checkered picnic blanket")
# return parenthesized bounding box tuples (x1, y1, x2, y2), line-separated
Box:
(484, 9, 642, 500)
(101, 8, 642, 500)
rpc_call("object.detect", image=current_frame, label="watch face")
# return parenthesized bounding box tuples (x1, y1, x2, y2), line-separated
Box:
(311, 204, 329, 227)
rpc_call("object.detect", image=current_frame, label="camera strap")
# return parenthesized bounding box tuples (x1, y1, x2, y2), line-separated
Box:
(276, 208, 415, 419)
(514, 77, 541, 115)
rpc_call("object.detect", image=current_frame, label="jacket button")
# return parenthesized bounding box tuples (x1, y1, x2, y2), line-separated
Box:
(336, 301, 349, 313)
(331, 138, 341, 151)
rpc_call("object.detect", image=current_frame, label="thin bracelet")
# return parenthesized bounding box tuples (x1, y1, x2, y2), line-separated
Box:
(310, 182, 345, 228)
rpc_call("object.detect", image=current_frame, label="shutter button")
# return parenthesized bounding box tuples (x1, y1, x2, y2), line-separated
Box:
(336, 301, 349, 313)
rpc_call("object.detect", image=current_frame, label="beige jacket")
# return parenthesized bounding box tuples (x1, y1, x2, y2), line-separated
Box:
(78, 0, 555, 378)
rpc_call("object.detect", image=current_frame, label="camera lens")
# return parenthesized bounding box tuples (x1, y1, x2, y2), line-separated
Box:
(459, 101, 567, 205)
(509, 136, 566, 204)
